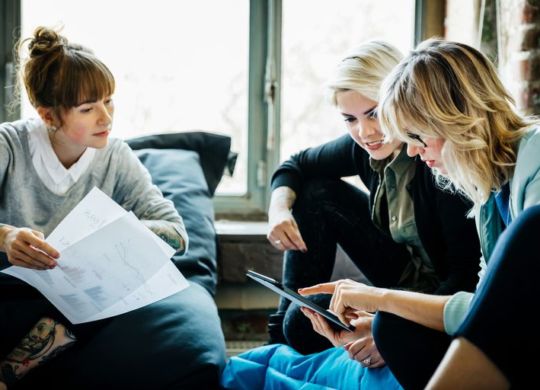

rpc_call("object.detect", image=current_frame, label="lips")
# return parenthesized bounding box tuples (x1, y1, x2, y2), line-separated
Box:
(94, 130, 110, 137)
(364, 139, 384, 151)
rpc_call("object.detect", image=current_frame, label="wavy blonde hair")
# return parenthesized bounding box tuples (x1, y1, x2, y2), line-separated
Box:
(327, 40, 403, 104)
(379, 38, 536, 210)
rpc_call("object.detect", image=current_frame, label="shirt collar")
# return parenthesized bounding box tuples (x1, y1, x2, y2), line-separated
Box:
(28, 118, 95, 184)
(369, 144, 412, 175)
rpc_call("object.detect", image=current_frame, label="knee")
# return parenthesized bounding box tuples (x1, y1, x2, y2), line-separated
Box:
(372, 312, 404, 358)
(283, 295, 332, 354)
(372, 312, 392, 351)
(509, 204, 540, 237)
(292, 178, 341, 213)
(490, 204, 540, 269)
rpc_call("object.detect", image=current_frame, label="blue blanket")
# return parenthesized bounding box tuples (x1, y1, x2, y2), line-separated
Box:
(221, 344, 403, 389)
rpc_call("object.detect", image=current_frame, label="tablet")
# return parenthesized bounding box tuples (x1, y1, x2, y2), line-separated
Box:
(246, 270, 355, 332)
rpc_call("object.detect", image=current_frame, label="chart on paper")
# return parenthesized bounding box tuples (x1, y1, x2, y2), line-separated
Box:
(1, 187, 189, 323)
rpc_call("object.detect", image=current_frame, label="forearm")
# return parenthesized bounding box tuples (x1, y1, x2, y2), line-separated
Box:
(142, 220, 186, 254)
(269, 186, 297, 214)
(377, 289, 450, 332)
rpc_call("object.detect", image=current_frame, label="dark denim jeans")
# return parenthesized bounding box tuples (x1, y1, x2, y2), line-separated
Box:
(371, 205, 540, 390)
(270, 178, 411, 354)
(457, 204, 540, 388)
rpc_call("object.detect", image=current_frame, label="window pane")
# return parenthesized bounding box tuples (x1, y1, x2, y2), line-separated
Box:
(280, 0, 415, 162)
(21, 0, 249, 194)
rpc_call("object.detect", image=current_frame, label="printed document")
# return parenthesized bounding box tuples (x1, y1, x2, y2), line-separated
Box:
(1, 187, 188, 324)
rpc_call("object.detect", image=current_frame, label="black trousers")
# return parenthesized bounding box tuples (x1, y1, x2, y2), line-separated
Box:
(374, 205, 540, 389)
(372, 312, 451, 390)
(457, 204, 540, 389)
(276, 178, 411, 354)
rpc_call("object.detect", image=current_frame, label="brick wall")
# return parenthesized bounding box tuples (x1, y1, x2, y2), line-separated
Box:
(499, 0, 540, 114)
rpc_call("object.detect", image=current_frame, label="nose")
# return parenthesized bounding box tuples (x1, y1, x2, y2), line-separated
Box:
(407, 143, 422, 157)
(97, 102, 113, 127)
(355, 118, 377, 139)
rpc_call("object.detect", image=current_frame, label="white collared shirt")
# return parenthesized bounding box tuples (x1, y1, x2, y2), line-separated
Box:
(27, 118, 96, 195)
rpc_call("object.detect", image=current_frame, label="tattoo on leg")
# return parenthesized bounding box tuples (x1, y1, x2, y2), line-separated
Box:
(0, 317, 77, 385)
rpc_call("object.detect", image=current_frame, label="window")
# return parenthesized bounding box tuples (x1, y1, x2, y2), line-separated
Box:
(1, 0, 417, 218)
(20, 0, 250, 197)
(280, 0, 415, 160)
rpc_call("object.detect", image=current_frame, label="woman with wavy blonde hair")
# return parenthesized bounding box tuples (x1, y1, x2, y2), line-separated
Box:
(300, 39, 540, 389)
(379, 38, 537, 210)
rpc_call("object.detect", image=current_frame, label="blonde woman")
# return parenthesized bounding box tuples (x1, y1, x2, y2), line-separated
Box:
(266, 40, 481, 369)
(301, 38, 540, 389)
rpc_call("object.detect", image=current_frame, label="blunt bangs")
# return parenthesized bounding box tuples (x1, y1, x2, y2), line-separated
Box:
(57, 51, 115, 108)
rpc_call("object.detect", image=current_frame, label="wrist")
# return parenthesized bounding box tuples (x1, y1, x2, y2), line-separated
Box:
(0, 224, 13, 252)
(372, 286, 390, 312)
(270, 187, 296, 212)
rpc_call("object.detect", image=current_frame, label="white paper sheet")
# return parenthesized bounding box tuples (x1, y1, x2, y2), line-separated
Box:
(1, 187, 188, 324)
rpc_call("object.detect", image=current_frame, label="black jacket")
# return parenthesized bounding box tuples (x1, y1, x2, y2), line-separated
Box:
(271, 135, 481, 295)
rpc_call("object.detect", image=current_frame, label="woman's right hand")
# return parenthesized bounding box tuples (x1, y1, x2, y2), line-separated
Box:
(0, 226, 59, 269)
(267, 208, 307, 252)
(267, 187, 307, 252)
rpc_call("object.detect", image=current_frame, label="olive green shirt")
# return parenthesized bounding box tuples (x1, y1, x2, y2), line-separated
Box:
(370, 146, 439, 292)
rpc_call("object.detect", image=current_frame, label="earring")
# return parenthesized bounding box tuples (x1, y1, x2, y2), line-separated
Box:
(47, 125, 57, 133)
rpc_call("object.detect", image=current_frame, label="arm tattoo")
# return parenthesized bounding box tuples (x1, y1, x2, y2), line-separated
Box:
(143, 220, 185, 253)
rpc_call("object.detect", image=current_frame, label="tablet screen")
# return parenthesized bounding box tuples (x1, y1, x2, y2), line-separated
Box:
(246, 270, 355, 332)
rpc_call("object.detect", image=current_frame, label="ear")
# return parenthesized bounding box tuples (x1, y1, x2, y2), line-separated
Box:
(36, 106, 59, 128)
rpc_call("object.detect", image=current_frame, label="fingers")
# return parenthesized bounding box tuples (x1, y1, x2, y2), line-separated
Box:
(5, 228, 58, 269)
(10, 250, 50, 270)
(267, 214, 307, 252)
(28, 230, 59, 259)
(349, 313, 374, 336)
(269, 231, 307, 252)
(301, 308, 324, 336)
(301, 308, 342, 347)
(347, 336, 385, 368)
(298, 282, 337, 296)
(287, 219, 307, 251)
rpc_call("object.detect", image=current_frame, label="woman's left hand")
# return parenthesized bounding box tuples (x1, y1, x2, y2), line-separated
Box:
(343, 325, 386, 368)
(300, 308, 371, 347)
(301, 308, 385, 368)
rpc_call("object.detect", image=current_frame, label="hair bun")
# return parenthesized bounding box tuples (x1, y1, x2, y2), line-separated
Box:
(28, 27, 67, 57)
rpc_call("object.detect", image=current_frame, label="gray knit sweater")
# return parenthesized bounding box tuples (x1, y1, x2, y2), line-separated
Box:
(0, 119, 188, 251)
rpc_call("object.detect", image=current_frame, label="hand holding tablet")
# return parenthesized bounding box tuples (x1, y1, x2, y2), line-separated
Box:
(246, 270, 355, 332)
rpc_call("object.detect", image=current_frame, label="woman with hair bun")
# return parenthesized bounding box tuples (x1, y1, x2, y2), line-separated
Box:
(0, 26, 221, 389)
(265, 40, 481, 370)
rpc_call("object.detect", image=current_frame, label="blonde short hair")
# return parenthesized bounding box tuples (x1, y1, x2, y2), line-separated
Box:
(379, 38, 536, 209)
(327, 40, 403, 104)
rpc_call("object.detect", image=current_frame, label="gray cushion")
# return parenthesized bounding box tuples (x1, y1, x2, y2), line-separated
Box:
(126, 131, 234, 196)
(134, 148, 219, 295)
